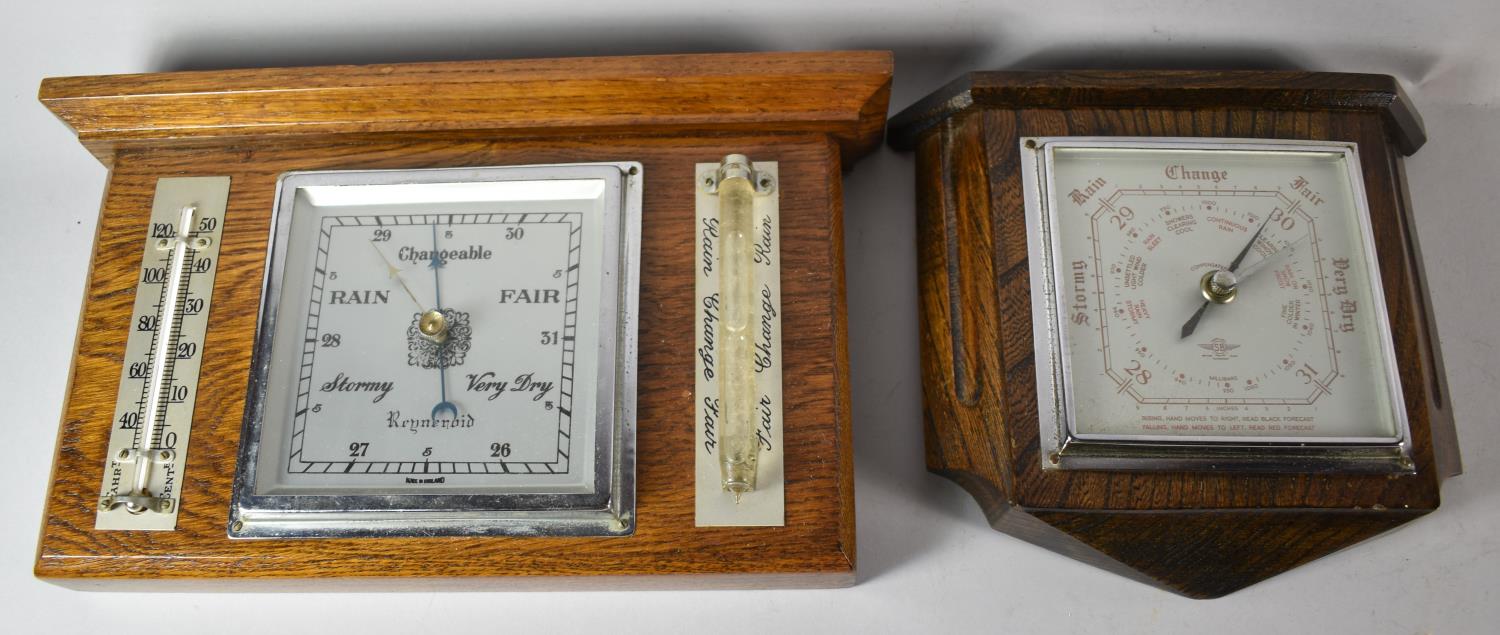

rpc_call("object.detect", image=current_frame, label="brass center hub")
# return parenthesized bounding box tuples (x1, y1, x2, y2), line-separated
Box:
(1200, 269, 1238, 304)
(418, 309, 449, 343)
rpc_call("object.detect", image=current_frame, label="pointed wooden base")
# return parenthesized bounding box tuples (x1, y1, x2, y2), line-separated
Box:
(894, 71, 1460, 598)
(964, 477, 1420, 598)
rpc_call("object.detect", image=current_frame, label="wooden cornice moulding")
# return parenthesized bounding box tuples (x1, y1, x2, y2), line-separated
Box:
(40, 51, 894, 166)
(887, 70, 1425, 155)
(37, 50, 891, 590)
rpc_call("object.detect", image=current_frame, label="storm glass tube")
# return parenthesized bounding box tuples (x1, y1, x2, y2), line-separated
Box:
(717, 155, 759, 500)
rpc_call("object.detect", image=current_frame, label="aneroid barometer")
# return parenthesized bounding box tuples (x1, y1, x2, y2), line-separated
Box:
(36, 52, 891, 588)
(1024, 138, 1408, 470)
(232, 165, 639, 538)
(890, 70, 1460, 598)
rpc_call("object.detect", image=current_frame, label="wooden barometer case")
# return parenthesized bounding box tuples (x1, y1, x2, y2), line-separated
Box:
(889, 71, 1460, 598)
(36, 51, 891, 589)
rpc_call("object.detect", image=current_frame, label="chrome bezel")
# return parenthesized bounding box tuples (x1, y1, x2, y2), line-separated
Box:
(1021, 137, 1413, 473)
(230, 163, 640, 538)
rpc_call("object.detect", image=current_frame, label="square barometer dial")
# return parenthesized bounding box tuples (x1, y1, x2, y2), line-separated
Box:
(1022, 138, 1411, 471)
(231, 163, 640, 538)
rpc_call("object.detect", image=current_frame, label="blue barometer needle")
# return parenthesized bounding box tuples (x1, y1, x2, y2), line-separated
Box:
(430, 222, 459, 420)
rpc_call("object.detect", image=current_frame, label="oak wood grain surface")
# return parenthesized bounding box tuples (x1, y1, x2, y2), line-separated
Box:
(892, 70, 1454, 598)
(35, 52, 892, 589)
(41, 51, 893, 168)
(887, 70, 1425, 154)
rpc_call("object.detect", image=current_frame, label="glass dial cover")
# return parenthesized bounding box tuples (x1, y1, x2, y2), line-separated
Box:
(231, 163, 640, 537)
(1022, 138, 1410, 471)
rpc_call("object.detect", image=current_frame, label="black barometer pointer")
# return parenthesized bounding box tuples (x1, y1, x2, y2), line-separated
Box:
(1179, 210, 1275, 339)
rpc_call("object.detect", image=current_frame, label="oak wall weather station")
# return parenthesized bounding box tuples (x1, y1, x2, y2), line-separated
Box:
(889, 70, 1461, 598)
(36, 52, 891, 588)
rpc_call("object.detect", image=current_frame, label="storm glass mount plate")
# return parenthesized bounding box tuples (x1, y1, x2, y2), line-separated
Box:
(230, 164, 641, 539)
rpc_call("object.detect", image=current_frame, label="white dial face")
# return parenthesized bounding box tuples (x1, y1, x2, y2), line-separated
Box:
(1037, 141, 1405, 443)
(255, 173, 617, 495)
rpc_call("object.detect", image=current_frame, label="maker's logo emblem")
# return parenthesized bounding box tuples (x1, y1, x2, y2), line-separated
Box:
(1198, 338, 1241, 361)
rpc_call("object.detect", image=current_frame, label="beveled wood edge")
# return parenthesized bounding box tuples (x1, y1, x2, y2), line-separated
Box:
(824, 136, 859, 575)
(1024, 507, 1428, 599)
(38, 569, 856, 592)
(39, 51, 893, 166)
(1389, 152, 1461, 479)
(39, 51, 892, 96)
(887, 70, 1425, 155)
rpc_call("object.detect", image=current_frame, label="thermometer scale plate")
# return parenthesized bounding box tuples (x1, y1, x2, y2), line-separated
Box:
(96, 176, 229, 530)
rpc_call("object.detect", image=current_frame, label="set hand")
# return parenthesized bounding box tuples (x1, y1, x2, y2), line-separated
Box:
(1235, 233, 1310, 284)
(370, 240, 427, 312)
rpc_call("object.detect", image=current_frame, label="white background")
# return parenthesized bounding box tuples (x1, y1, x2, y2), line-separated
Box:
(3, 1, 1496, 632)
